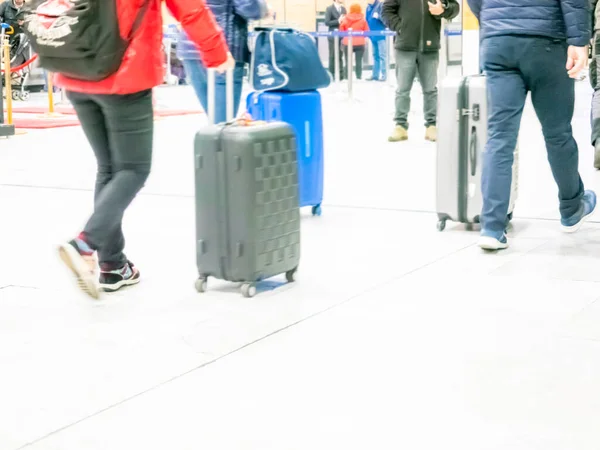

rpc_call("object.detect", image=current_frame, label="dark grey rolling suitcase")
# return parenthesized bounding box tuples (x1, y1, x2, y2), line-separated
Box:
(194, 69, 300, 297)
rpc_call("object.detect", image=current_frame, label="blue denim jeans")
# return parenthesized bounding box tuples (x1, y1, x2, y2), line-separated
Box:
(371, 39, 387, 80)
(480, 36, 584, 237)
(182, 59, 245, 123)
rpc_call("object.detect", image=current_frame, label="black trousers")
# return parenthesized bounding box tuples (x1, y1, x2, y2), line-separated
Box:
(343, 45, 365, 79)
(67, 89, 154, 269)
(328, 37, 345, 79)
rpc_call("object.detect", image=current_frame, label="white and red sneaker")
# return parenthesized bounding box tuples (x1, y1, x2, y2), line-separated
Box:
(58, 239, 100, 299)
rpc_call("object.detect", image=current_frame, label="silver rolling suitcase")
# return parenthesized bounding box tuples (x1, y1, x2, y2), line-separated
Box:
(194, 69, 301, 297)
(436, 74, 519, 231)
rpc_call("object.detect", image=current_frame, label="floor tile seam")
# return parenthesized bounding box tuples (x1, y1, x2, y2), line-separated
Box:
(4, 184, 600, 226)
(14, 242, 475, 449)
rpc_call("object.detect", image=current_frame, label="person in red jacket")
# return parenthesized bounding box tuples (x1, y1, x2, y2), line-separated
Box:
(339, 3, 369, 79)
(57, 0, 233, 299)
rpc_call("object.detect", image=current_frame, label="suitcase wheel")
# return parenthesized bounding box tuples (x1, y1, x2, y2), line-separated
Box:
(311, 204, 322, 216)
(195, 277, 208, 293)
(437, 219, 446, 232)
(241, 283, 256, 298)
(285, 268, 298, 283)
(507, 212, 513, 221)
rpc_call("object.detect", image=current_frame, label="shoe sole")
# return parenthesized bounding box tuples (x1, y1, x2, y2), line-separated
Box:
(561, 201, 598, 234)
(100, 272, 141, 293)
(58, 243, 100, 299)
(478, 236, 509, 251)
(388, 136, 408, 142)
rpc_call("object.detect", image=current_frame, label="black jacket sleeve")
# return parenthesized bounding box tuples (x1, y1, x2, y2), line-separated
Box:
(441, 0, 460, 20)
(0, 2, 7, 23)
(324, 6, 340, 28)
(382, 0, 401, 32)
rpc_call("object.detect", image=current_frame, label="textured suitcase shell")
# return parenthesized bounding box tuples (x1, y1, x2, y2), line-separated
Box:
(194, 121, 301, 286)
(436, 74, 518, 230)
(246, 90, 325, 215)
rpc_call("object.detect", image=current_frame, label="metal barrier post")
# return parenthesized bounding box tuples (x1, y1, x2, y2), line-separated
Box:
(3, 35, 12, 126)
(439, 20, 448, 81)
(164, 37, 172, 85)
(387, 30, 394, 86)
(47, 72, 55, 114)
(334, 34, 340, 83)
(347, 29, 353, 100)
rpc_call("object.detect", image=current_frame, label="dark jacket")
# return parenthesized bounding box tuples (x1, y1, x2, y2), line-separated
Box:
(0, 0, 24, 28)
(178, 0, 266, 63)
(467, 0, 590, 47)
(324, 3, 347, 31)
(382, 0, 460, 52)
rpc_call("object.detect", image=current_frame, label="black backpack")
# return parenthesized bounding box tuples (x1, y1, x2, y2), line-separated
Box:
(23, 0, 150, 81)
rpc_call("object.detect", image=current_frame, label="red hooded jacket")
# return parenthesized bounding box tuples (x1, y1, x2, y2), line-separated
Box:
(56, 0, 228, 95)
(339, 11, 369, 46)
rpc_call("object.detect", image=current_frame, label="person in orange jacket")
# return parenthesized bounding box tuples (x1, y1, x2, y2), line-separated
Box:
(340, 3, 369, 80)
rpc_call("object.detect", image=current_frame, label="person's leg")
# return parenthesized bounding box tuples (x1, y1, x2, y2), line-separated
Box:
(183, 59, 209, 113)
(590, 33, 600, 168)
(417, 50, 439, 139)
(59, 91, 114, 298)
(521, 37, 594, 231)
(328, 37, 336, 78)
(371, 39, 381, 80)
(83, 90, 153, 247)
(479, 36, 527, 250)
(389, 50, 417, 141)
(215, 61, 244, 121)
(339, 38, 346, 79)
(355, 46, 364, 79)
(378, 39, 387, 81)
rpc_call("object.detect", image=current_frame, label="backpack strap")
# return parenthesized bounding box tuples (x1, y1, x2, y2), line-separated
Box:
(127, 0, 152, 41)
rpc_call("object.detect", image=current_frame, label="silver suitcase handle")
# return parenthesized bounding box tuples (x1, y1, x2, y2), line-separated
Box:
(206, 67, 235, 125)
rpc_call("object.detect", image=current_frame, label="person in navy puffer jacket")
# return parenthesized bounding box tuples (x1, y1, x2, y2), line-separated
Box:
(178, 0, 271, 123)
(468, 0, 597, 251)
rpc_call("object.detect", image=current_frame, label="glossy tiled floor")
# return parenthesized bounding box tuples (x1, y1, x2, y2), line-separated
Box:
(1, 79, 600, 450)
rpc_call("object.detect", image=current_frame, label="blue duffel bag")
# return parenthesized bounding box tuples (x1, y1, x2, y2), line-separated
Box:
(250, 27, 332, 92)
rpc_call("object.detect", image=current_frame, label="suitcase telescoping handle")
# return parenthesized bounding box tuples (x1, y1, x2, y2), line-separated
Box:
(206, 67, 235, 125)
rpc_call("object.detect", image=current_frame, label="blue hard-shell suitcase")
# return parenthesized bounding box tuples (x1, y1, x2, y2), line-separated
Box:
(246, 90, 324, 216)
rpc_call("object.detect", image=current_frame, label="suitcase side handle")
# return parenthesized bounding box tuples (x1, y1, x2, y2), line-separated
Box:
(469, 126, 477, 176)
(206, 67, 235, 125)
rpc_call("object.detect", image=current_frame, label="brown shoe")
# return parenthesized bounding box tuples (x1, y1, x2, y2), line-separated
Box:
(425, 125, 437, 142)
(388, 125, 408, 142)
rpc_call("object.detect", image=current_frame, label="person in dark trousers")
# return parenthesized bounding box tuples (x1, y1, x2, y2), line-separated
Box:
(340, 3, 369, 79)
(325, 0, 347, 80)
(590, 0, 600, 168)
(178, 0, 272, 124)
(382, 0, 459, 143)
(467, 0, 595, 251)
(57, 0, 233, 299)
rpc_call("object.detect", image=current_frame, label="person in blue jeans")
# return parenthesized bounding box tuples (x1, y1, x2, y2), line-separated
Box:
(366, 0, 386, 81)
(467, 0, 596, 251)
(178, 0, 271, 123)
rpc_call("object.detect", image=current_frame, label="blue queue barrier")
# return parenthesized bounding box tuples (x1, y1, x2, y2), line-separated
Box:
(163, 28, 463, 87)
